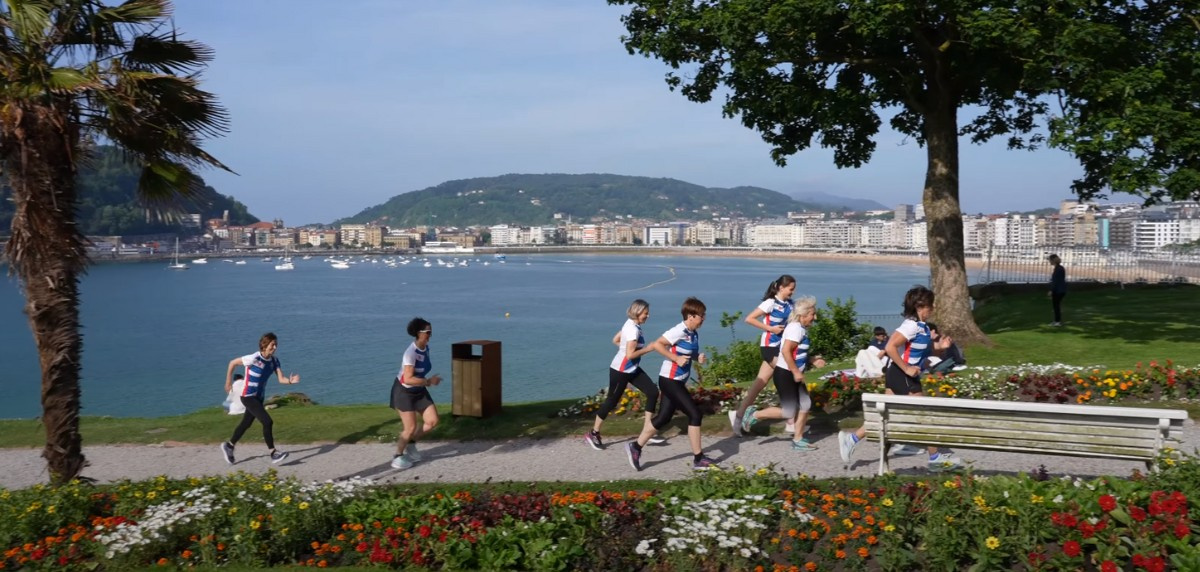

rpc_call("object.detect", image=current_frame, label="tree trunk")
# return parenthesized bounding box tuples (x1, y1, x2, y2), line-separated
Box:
(1, 103, 88, 484)
(922, 91, 990, 346)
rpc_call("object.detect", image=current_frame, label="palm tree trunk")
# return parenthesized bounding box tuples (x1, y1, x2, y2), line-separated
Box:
(923, 88, 990, 346)
(1, 103, 88, 484)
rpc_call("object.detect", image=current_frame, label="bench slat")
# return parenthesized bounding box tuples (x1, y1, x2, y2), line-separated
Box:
(863, 420, 1180, 450)
(862, 427, 1168, 459)
(863, 408, 1186, 435)
(863, 411, 1183, 441)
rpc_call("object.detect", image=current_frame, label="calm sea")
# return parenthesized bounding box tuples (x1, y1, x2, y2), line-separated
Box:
(0, 254, 929, 419)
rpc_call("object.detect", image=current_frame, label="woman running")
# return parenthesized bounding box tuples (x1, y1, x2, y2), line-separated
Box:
(389, 317, 441, 470)
(220, 332, 298, 465)
(837, 286, 961, 472)
(730, 275, 796, 436)
(625, 297, 718, 471)
(740, 296, 826, 450)
(585, 299, 660, 450)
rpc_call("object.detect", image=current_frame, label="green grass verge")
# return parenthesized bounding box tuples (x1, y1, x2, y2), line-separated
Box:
(3, 285, 1197, 447)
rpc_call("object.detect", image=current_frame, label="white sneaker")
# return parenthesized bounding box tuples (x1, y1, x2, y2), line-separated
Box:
(390, 453, 414, 470)
(407, 443, 422, 462)
(889, 444, 923, 456)
(838, 431, 858, 467)
(785, 421, 796, 434)
(728, 410, 742, 437)
(647, 435, 667, 445)
(928, 452, 962, 472)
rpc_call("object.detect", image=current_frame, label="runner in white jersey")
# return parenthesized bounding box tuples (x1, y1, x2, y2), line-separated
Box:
(585, 300, 660, 450)
(838, 286, 962, 472)
(740, 297, 826, 450)
(730, 275, 796, 437)
(388, 317, 441, 470)
(625, 297, 720, 472)
(220, 332, 299, 466)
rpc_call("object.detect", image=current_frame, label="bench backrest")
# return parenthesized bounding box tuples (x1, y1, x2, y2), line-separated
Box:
(861, 393, 1188, 460)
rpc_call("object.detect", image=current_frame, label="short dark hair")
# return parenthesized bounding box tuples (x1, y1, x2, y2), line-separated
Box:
(258, 332, 277, 351)
(406, 317, 431, 338)
(901, 285, 935, 319)
(873, 326, 886, 335)
(926, 321, 939, 333)
(233, 373, 244, 381)
(681, 297, 706, 320)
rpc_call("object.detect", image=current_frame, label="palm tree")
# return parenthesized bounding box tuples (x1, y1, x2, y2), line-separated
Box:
(1, 0, 229, 484)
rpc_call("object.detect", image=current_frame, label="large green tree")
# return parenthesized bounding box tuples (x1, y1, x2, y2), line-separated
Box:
(1, 0, 229, 483)
(607, 0, 1198, 344)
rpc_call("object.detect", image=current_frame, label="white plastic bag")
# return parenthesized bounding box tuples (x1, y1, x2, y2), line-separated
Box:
(224, 379, 246, 415)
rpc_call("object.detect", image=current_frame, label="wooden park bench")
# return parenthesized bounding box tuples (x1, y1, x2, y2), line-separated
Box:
(859, 393, 1188, 475)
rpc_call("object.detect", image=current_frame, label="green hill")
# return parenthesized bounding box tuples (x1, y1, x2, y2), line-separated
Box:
(337, 173, 817, 226)
(0, 146, 257, 236)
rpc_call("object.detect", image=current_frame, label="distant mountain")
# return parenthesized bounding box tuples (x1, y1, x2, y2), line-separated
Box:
(338, 173, 821, 227)
(0, 145, 257, 236)
(786, 191, 889, 212)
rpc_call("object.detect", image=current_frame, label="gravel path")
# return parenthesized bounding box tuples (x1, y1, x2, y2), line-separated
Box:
(3, 420, 1196, 489)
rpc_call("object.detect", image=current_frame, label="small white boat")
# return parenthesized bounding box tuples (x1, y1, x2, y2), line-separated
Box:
(234, 260, 247, 265)
(193, 258, 208, 265)
(167, 238, 188, 270)
(275, 246, 295, 271)
(423, 261, 432, 268)
(302, 255, 312, 260)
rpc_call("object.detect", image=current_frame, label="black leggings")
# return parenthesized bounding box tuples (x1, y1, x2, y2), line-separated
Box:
(772, 367, 812, 419)
(597, 368, 659, 419)
(1052, 292, 1065, 322)
(231, 395, 274, 449)
(651, 376, 703, 429)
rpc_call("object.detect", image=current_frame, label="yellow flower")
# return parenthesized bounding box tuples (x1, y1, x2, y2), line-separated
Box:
(249, 520, 261, 530)
(146, 491, 156, 500)
(985, 536, 1000, 550)
(1030, 495, 1043, 504)
(943, 480, 958, 489)
(46, 505, 56, 514)
(843, 518, 854, 529)
(881, 498, 894, 507)
(883, 524, 895, 532)
(228, 507, 239, 516)
(945, 516, 955, 523)
(973, 495, 987, 508)
(755, 467, 769, 476)
(298, 502, 310, 510)
(282, 496, 292, 504)
(263, 484, 274, 492)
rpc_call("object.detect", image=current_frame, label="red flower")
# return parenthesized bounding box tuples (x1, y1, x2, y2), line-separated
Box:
(418, 525, 432, 538)
(1099, 494, 1117, 512)
(1176, 523, 1190, 540)
(1101, 561, 1118, 572)
(1063, 540, 1082, 557)
(1129, 506, 1148, 522)
(1145, 556, 1166, 572)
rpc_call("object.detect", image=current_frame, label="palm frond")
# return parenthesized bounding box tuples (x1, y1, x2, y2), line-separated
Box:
(136, 158, 200, 205)
(124, 33, 212, 74)
(6, 0, 54, 48)
(96, 0, 167, 25)
(47, 66, 90, 91)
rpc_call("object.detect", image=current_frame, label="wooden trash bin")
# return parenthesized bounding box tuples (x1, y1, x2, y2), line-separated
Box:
(451, 340, 502, 418)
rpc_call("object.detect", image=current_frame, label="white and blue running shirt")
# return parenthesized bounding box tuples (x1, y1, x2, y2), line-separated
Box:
(894, 319, 932, 366)
(757, 298, 794, 347)
(610, 319, 645, 373)
(774, 322, 811, 371)
(658, 321, 699, 381)
(398, 342, 431, 388)
(240, 351, 281, 398)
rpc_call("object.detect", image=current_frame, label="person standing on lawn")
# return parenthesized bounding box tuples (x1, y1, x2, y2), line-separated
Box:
(1048, 254, 1067, 326)
(730, 275, 796, 437)
(220, 332, 298, 465)
(626, 297, 717, 471)
(837, 286, 962, 472)
(585, 299, 660, 450)
(740, 296, 826, 450)
(389, 317, 441, 470)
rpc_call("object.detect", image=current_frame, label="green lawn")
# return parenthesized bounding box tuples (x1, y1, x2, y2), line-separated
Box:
(3, 285, 1197, 448)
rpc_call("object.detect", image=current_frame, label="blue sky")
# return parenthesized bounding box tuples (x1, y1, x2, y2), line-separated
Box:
(174, 0, 1087, 225)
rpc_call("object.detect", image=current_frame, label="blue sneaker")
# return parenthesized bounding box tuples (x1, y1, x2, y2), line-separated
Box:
(741, 406, 758, 434)
(625, 442, 642, 472)
(928, 452, 962, 472)
(692, 455, 718, 471)
(792, 439, 817, 452)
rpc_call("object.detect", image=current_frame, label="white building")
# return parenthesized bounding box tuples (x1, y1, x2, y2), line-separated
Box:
(489, 224, 520, 246)
(645, 226, 673, 246)
(748, 223, 804, 247)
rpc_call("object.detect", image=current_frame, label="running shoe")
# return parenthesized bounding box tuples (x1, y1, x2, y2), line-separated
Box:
(729, 410, 743, 437)
(407, 443, 423, 462)
(889, 443, 923, 457)
(220, 441, 235, 465)
(584, 430, 604, 450)
(692, 455, 719, 471)
(791, 439, 817, 452)
(390, 453, 414, 470)
(625, 442, 642, 472)
(741, 405, 758, 434)
(647, 434, 667, 445)
(838, 431, 858, 466)
(928, 452, 963, 472)
(270, 450, 289, 464)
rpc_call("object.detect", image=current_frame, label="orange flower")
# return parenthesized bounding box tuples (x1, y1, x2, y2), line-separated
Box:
(788, 529, 798, 537)
(805, 563, 817, 571)
(181, 550, 193, 559)
(858, 547, 870, 558)
(836, 549, 847, 559)
(867, 535, 878, 545)
(156, 558, 169, 566)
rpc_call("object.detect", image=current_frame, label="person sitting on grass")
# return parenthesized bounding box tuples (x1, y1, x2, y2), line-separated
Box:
(922, 322, 966, 375)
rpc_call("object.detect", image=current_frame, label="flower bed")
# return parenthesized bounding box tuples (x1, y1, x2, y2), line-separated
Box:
(2, 454, 1197, 570)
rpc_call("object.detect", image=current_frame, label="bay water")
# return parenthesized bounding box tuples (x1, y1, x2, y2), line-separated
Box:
(0, 254, 928, 419)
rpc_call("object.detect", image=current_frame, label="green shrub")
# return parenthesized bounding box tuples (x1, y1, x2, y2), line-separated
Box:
(808, 297, 873, 361)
